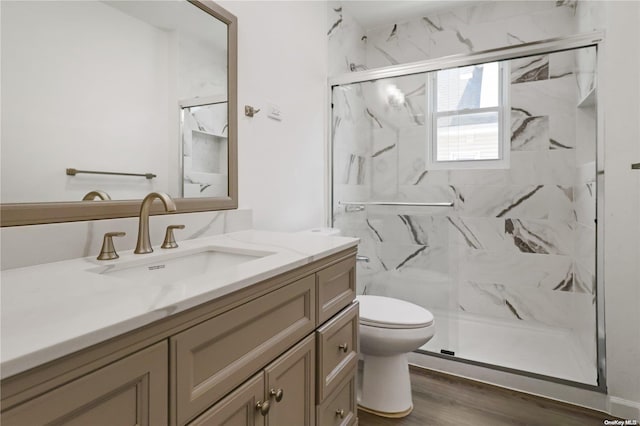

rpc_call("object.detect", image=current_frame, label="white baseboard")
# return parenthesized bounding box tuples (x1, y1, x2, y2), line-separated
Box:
(609, 397, 640, 421)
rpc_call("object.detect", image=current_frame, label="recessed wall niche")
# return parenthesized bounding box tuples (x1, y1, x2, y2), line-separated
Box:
(182, 102, 228, 198)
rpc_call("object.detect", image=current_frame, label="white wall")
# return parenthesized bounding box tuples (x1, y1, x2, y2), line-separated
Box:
(598, 0, 640, 418)
(217, 1, 328, 232)
(572, 0, 640, 417)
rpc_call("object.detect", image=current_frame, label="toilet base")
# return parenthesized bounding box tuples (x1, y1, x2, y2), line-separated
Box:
(358, 353, 413, 416)
(358, 403, 413, 418)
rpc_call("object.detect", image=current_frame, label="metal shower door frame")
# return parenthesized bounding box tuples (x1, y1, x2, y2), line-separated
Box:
(325, 31, 606, 392)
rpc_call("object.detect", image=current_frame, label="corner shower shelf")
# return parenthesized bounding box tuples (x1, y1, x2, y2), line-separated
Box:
(192, 129, 227, 139)
(577, 86, 596, 108)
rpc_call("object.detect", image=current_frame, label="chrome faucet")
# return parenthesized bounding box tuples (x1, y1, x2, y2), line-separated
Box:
(134, 192, 177, 254)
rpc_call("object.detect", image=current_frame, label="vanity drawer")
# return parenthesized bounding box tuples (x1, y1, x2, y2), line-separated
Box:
(171, 275, 315, 426)
(316, 256, 356, 325)
(316, 302, 359, 403)
(316, 372, 357, 426)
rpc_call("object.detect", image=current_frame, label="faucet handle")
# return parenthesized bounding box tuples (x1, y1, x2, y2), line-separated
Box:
(97, 232, 126, 260)
(161, 225, 185, 249)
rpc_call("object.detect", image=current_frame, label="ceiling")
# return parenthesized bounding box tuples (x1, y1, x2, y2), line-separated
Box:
(341, 0, 479, 30)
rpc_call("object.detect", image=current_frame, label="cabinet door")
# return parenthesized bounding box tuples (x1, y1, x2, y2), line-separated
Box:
(317, 373, 357, 426)
(264, 334, 315, 426)
(188, 373, 265, 426)
(2, 342, 168, 426)
(172, 275, 315, 426)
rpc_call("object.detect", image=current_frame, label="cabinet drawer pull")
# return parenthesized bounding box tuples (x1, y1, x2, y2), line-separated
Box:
(269, 388, 284, 402)
(256, 400, 270, 416)
(336, 408, 345, 419)
(338, 343, 349, 353)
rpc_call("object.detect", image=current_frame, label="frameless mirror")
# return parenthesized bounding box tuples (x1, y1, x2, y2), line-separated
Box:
(0, 0, 237, 226)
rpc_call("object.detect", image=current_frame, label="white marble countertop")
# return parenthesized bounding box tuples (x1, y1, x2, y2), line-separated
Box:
(0, 230, 359, 379)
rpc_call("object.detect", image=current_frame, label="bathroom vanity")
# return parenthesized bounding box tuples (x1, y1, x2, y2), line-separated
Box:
(0, 231, 359, 426)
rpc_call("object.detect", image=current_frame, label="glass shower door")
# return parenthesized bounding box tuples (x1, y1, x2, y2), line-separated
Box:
(331, 72, 459, 356)
(331, 44, 599, 387)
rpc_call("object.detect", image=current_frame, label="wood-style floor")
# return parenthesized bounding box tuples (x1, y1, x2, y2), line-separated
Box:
(358, 367, 616, 426)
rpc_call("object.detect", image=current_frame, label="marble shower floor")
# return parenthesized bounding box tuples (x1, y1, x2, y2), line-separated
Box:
(421, 310, 597, 386)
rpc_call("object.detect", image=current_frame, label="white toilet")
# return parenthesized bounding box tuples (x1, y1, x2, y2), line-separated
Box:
(357, 295, 435, 418)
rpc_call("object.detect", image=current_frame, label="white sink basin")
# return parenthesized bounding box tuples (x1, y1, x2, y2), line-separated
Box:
(90, 246, 272, 286)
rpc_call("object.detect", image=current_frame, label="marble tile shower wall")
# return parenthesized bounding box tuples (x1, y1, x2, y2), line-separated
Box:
(330, 1, 596, 356)
(328, 1, 581, 76)
(364, 1, 579, 69)
(327, 2, 366, 77)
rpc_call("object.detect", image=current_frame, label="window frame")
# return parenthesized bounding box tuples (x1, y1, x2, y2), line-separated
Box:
(425, 61, 510, 170)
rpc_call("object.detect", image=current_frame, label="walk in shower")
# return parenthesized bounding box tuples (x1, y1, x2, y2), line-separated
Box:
(330, 35, 603, 389)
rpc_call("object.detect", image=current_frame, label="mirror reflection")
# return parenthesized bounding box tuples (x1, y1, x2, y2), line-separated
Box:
(1, 0, 228, 203)
(181, 100, 228, 197)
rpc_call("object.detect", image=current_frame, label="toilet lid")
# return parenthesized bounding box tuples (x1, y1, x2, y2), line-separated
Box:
(356, 295, 434, 329)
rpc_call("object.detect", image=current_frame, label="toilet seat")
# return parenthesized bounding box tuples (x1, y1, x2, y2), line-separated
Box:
(357, 295, 434, 329)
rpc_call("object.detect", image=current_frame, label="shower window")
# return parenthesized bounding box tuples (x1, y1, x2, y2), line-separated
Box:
(426, 61, 510, 169)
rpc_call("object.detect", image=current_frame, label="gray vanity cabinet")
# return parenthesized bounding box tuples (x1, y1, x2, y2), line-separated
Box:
(1, 342, 168, 426)
(0, 248, 358, 426)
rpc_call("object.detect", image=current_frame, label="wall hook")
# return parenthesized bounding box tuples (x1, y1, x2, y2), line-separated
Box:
(244, 105, 261, 117)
